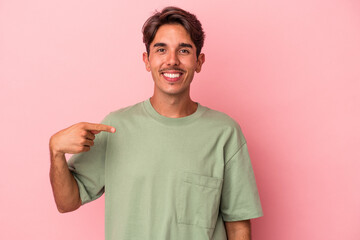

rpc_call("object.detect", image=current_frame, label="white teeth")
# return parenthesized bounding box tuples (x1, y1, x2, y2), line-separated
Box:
(163, 73, 180, 78)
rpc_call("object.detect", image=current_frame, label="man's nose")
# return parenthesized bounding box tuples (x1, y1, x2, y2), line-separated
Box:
(166, 51, 180, 66)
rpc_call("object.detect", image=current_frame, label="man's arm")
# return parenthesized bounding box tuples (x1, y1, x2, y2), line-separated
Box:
(225, 220, 251, 240)
(49, 149, 82, 213)
(49, 122, 115, 213)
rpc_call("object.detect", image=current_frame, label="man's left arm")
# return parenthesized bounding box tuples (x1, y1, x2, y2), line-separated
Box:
(225, 220, 251, 240)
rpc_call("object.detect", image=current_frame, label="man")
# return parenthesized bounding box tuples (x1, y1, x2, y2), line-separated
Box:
(49, 6, 263, 240)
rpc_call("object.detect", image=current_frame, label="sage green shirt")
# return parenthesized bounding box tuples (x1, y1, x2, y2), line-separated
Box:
(68, 99, 263, 240)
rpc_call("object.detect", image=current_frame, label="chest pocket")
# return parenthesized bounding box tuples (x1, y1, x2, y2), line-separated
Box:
(176, 172, 223, 229)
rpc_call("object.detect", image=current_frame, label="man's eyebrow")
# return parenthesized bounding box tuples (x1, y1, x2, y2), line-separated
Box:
(152, 42, 193, 48)
(179, 43, 193, 48)
(153, 42, 166, 48)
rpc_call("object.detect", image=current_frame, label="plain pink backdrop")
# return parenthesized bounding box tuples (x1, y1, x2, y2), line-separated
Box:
(1, 0, 359, 239)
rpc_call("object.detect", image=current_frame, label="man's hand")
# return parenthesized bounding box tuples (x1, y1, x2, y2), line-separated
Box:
(50, 122, 116, 155)
(49, 122, 115, 213)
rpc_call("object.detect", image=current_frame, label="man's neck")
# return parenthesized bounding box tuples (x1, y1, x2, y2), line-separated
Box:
(149, 94, 198, 118)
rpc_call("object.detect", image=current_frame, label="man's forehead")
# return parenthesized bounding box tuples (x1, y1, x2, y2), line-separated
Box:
(153, 24, 192, 40)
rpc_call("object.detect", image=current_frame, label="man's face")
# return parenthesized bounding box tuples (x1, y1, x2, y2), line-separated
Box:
(143, 24, 205, 97)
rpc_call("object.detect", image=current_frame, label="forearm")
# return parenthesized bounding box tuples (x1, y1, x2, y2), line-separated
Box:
(49, 146, 81, 213)
(225, 220, 251, 240)
(49, 122, 115, 213)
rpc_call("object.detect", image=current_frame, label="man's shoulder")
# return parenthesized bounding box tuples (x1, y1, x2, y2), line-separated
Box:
(101, 100, 145, 123)
(200, 105, 247, 150)
(111, 101, 143, 115)
(201, 105, 241, 129)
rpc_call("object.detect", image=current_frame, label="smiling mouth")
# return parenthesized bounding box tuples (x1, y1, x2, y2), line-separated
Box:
(163, 73, 181, 78)
(161, 72, 183, 82)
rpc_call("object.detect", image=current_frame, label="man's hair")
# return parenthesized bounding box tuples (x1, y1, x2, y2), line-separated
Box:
(142, 6, 205, 58)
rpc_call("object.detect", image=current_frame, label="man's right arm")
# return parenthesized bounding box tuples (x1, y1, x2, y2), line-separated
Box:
(49, 150, 82, 213)
(49, 122, 116, 213)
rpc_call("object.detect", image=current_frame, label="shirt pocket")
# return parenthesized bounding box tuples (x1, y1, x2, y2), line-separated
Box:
(176, 172, 223, 229)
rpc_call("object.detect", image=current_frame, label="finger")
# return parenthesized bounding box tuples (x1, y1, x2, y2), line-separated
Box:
(83, 139, 94, 147)
(83, 123, 116, 133)
(85, 131, 95, 140)
(82, 146, 91, 152)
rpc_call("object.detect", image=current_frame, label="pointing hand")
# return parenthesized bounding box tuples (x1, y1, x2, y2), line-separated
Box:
(49, 122, 116, 155)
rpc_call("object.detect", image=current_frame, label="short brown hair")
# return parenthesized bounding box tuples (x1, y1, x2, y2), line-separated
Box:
(142, 6, 205, 58)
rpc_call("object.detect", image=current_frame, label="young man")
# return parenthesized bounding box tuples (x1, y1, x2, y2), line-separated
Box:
(49, 6, 263, 240)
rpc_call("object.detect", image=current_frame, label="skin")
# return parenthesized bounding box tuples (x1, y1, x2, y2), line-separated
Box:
(50, 22, 251, 239)
(49, 122, 115, 212)
(225, 220, 252, 240)
(143, 23, 205, 118)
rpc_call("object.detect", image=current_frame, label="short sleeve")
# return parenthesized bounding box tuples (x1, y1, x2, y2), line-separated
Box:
(67, 115, 110, 205)
(220, 143, 263, 221)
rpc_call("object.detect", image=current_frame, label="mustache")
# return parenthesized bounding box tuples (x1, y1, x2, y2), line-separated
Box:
(159, 68, 185, 73)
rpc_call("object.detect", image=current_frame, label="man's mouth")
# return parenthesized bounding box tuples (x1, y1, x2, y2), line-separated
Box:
(161, 72, 183, 82)
(163, 73, 181, 78)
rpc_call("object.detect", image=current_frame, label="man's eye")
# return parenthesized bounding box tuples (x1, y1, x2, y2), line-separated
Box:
(156, 48, 165, 53)
(180, 49, 190, 54)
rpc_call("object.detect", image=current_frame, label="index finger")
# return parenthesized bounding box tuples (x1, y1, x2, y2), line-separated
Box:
(83, 122, 116, 133)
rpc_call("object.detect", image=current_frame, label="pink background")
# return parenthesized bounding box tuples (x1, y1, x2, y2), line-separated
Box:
(1, 0, 359, 239)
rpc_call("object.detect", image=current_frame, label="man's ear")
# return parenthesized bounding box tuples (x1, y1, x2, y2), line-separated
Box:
(143, 52, 151, 72)
(195, 53, 205, 73)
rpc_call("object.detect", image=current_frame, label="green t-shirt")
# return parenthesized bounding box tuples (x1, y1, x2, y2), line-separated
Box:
(68, 99, 263, 240)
